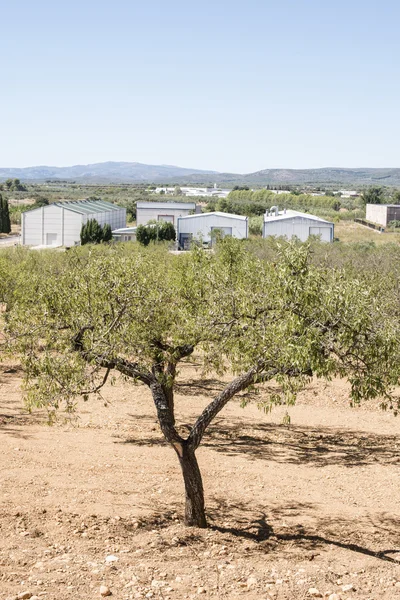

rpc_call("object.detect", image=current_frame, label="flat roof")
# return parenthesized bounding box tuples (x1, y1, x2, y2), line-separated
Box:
(178, 211, 247, 221)
(367, 204, 400, 208)
(264, 209, 333, 225)
(112, 227, 137, 234)
(23, 199, 124, 216)
(137, 201, 196, 210)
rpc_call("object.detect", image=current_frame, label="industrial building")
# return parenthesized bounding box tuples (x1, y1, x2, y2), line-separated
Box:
(136, 201, 198, 226)
(112, 226, 137, 242)
(21, 200, 126, 247)
(263, 208, 334, 242)
(366, 204, 400, 228)
(177, 212, 248, 249)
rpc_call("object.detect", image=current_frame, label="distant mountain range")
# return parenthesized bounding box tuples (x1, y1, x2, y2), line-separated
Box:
(1, 162, 400, 187)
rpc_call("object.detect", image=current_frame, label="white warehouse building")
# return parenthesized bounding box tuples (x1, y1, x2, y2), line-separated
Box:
(136, 201, 199, 226)
(263, 209, 334, 242)
(177, 212, 248, 249)
(22, 200, 126, 247)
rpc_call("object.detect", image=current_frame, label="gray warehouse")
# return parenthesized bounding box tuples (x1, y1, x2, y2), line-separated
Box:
(136, 201, 198, 226)
(177, 212, 248, 249)
(22, 200, 126, 247)
(263, 209, 334, 242)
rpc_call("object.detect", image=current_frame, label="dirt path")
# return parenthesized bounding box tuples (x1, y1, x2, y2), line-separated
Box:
(0, 364, 399, 600)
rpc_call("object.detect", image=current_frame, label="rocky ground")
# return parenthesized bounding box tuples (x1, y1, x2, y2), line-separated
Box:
(0, 362, 399, 600)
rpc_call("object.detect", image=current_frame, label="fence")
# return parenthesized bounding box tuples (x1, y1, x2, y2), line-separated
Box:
(354, 218, 385, 233)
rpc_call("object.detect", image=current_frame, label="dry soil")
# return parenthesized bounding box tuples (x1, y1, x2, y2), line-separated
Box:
(0, 362, 399, 600)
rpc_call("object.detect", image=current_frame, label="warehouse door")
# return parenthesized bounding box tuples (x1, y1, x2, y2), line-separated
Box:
(210, 226, 232, 246)
(309, 226, 331, 242)
(46, 233, 58, 246)
(179, 233, 192, 250)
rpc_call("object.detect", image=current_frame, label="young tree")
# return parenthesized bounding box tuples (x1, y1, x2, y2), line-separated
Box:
(102, 223, 112, 242)
(0, 193, 11, 234)
(7, 241, 400, 527)
(136, 224, 153, 246)
(158, 221, 176, 242)
(80, 219, 106, 245)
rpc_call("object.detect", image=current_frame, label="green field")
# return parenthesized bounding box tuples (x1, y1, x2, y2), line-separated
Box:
(335, 221, 400, 244)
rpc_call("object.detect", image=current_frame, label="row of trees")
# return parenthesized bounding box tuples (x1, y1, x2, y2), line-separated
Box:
(80, 219, 112, 245)
(360, 186, 400, 205)
(0, 178, 27, 192)
(1, 239, 399, 527)
(206, 190, 343, 218)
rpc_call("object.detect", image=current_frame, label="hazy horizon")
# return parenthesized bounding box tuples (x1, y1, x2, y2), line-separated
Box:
(1, 160, 400, 174)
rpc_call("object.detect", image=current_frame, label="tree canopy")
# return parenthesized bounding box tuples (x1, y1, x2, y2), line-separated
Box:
(80, 219, 113, 245)
(5, 240, 400, 527)
(136, 221, 176, 246)
(3, 178, 27, 192)
(361, 186, 385, 205)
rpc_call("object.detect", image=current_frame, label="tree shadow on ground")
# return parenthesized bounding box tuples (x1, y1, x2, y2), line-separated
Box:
(142, 498, 400, 564)
(202, 419, 399, 467)
(118, 417, 399, 468)
(208, 499, 400, 564)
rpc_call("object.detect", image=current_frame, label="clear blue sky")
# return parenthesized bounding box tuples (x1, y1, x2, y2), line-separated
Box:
(1, 0, 399, 173)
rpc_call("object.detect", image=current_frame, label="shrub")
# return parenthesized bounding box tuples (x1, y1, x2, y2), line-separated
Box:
(137, 221, 176, 246)
(80, 219, 113, 245)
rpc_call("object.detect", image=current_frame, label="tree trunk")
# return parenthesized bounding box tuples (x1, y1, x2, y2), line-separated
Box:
(177, 444, 207, 528)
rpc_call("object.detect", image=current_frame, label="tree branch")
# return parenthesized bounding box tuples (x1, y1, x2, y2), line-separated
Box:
(188, 365, 270, 450)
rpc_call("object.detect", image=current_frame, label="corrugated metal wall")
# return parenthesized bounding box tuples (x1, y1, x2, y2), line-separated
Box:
(178, 214, 248, 243)
(22, 205, 126, 247)
(263, 217, 333, 242)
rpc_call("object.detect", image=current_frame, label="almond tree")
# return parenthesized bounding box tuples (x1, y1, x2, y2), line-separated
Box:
(7, 240, 399, 527)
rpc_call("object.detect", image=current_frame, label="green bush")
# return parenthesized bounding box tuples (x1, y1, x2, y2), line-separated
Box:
(0, 193, 11, 233)
(248, 216, 263, 236)
(136, 221, 176, 246)
(80, 219, 113, 245)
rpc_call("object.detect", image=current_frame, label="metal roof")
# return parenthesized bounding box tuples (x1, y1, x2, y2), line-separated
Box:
(54, 199, 124, 215)
(112, 226, 137, 234)
(137, 201, 196, 210)
(178, 211, 247, 221)
(264, 209, 333, 225)
(373, 204, 400, 208)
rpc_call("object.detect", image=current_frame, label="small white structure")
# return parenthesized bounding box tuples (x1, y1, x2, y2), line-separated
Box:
(338, 190, 359, 198)
(112, 226, 137, 242)
(177, 212, 248, 249)
(136, 201, 198, 226)
(263, 208, 334, 242)
(366, 204, 400, 227)
(22, 200, 126, 247)
(154, 187, 231, 198)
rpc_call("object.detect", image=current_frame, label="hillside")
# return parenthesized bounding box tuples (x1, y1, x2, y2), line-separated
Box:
(0, 161, 218, 184)
(1, 162, 400, 186)
(242, 167, 400, 187)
